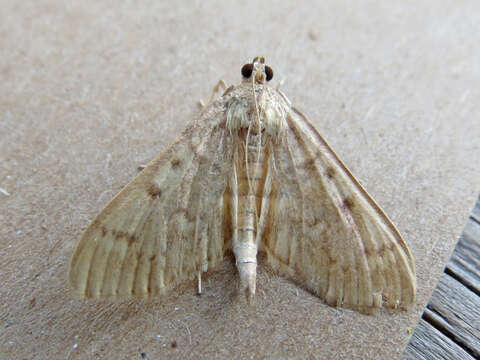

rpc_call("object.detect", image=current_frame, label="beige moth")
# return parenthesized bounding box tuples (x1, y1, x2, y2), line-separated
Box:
(69, 57, 416, 313)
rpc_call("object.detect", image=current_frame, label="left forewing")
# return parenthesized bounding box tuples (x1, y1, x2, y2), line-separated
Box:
(263, 108, 415, 312)
(69, 104, 233, 299)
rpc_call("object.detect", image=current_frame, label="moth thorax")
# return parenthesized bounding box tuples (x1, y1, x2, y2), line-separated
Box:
(226, 95, 287, 141)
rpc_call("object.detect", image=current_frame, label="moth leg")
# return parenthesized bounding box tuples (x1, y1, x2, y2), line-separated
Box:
(209, 79, 227, 102)
(197, 270, 202, 295)
(198, 80, 229, 109)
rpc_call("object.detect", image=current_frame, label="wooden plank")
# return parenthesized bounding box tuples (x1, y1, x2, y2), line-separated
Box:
(425, 274, 480, 358)
(404, 196, 480, 359)
(446, 219, 480, 295)
(403, 319, 474, 360)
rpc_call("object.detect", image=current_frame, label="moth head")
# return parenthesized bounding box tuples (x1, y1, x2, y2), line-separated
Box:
(241, 57, 274, 84)
(226, 58, 287, 141)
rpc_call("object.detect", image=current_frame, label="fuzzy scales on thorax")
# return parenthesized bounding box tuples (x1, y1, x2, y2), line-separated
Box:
(225, 82, 291, 296)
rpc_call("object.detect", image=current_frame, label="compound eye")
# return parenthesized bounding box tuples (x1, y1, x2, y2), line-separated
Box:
(241, 63, 253, 78)
(265, 65, 274, 81)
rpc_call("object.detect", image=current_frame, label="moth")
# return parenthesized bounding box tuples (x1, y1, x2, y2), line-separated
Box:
(69, 57, 416, 313)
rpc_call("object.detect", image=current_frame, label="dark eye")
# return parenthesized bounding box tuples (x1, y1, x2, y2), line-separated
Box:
(241, 63, 253, 78)
(265, 66, 273, 81)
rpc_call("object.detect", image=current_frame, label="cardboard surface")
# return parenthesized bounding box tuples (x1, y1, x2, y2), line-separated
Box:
(1, 1, 479, 359)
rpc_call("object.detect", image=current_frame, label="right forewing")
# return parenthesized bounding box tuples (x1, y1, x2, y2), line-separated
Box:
(69, 103, 233, 298)
(262, 108, 415, 312)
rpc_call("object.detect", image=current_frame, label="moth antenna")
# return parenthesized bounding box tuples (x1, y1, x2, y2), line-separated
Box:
(245, 120, 254, 196)
(250, 66, 263, 225)
(244, 72, 258, 199)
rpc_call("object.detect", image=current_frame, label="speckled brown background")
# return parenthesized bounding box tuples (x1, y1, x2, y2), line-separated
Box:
(1, 1, 479, 359)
